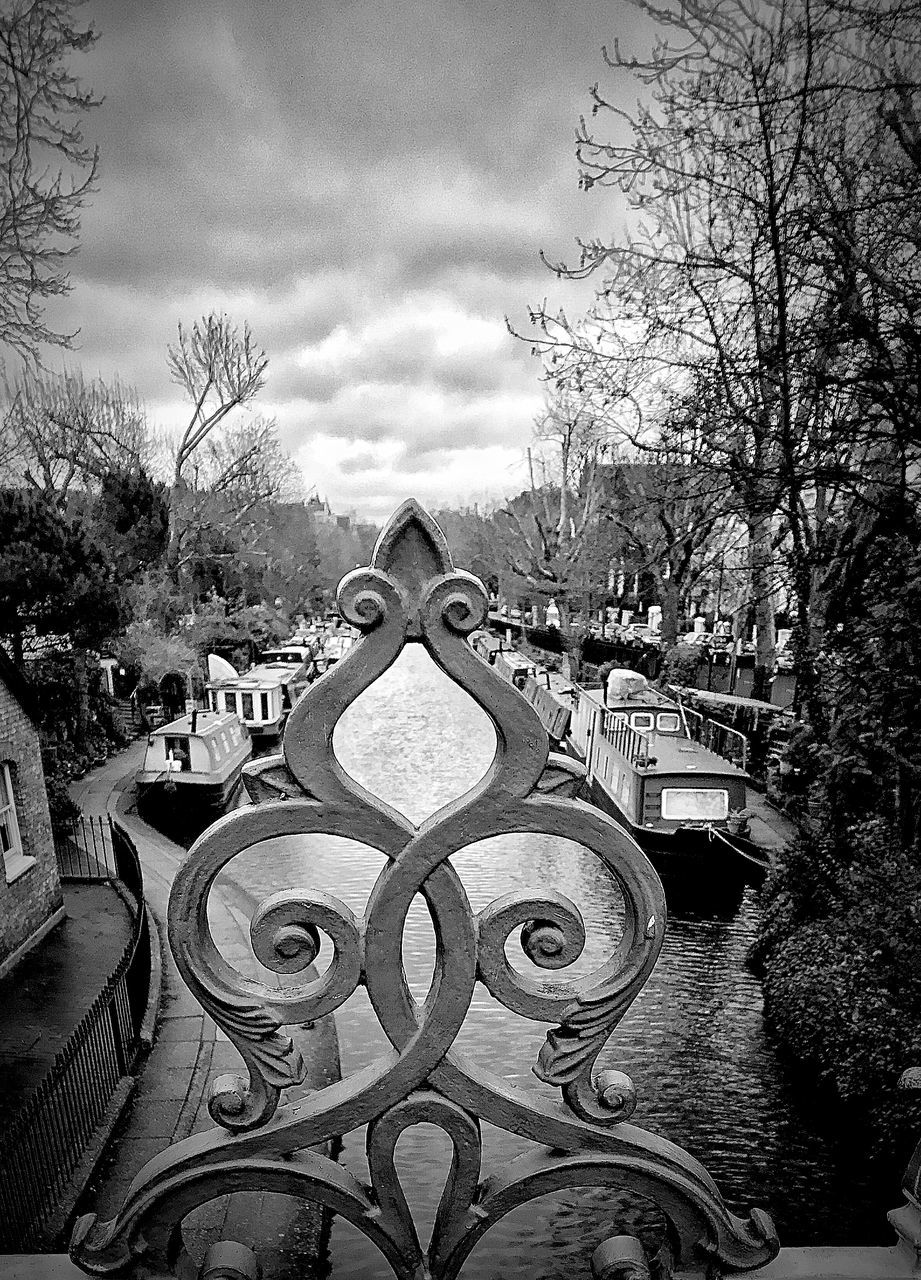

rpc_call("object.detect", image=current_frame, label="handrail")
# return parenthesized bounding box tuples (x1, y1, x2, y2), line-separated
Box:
(600, 710, 651, 767)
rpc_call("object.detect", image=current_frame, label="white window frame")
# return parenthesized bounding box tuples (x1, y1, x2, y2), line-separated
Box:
(1, 762, 34, 883)
(656, 713, 681, 733)
(661, 787, 729, 821)
(630, 712, 655, 732)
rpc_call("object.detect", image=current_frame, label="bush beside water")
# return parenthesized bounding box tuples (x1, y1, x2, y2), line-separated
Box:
(753, 819, 921, 1162)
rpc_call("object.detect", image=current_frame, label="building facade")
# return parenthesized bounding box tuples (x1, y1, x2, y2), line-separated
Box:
(0, 651, 64, 979)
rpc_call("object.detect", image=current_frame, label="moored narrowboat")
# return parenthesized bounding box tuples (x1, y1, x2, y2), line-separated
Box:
(206, 654, 312, 738)
(472, 634, 773, 878)
(564, 671, 767, 874)
(135, 709, 251, 817)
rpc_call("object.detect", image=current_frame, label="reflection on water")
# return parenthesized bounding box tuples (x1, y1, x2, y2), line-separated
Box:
(205, 645, 891, 1276)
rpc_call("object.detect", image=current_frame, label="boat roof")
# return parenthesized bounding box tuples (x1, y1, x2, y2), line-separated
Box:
(642, 732, 749, 779)
(208, 662, 296, 688)
(152, 710, 241, 738)
(496, 648, 536, 669)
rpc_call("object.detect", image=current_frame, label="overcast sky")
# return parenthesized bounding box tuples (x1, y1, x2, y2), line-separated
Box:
(49, 0, 644, 522)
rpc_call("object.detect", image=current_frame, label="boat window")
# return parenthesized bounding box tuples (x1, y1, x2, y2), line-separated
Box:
(164, 736, 191, 773)
(656, 713, 681, 733)
(630, 713, 655, 732)
(261, 691, 270, 720)
(661, 788, 729, 821)
(209, 692, 218, 712)
(223, 692, 236, 715)
(241, 692, 255, 721)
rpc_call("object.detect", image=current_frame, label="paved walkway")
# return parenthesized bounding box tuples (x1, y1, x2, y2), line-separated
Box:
(0, 882, 133, 1117)
(69, 744, 341, 1278)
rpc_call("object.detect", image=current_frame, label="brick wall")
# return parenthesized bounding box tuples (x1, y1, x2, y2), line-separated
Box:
(0, 680, 64, 968)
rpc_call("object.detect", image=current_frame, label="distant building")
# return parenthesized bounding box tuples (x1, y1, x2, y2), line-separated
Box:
(0, 649, 64, 979)
(305, 494, 337, 524)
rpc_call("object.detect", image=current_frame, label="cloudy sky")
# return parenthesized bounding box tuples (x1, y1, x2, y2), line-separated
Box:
(48, 0, 644, 521)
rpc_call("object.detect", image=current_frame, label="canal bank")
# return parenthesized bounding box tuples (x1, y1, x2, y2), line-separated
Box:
(67, 746, 342, 1278)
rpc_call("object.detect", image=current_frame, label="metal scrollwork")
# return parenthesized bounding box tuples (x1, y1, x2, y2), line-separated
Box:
(71, 499, 779, 1279)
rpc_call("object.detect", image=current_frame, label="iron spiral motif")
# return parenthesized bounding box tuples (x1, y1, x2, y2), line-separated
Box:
(71, 499, 779, 1279)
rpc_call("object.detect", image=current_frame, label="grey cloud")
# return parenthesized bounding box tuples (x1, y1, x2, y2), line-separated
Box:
(42, 0, 647, 514)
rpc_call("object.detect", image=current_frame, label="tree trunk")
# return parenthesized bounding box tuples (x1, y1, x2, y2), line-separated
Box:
(660, 578, 680, 646)
(747, 512, 776, 701)
(166, 473, 187, 585)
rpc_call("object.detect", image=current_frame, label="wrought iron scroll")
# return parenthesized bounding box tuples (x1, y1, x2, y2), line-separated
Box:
(71, 499, 778, 1279)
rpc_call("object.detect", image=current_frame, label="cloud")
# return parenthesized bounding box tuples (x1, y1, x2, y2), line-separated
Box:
(31, 0, 647, 516)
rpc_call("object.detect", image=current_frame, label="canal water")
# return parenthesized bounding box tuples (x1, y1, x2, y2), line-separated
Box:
(202, 644, 893, 1277)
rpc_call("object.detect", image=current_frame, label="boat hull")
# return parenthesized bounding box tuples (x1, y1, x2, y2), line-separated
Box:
(137, 771, 244, 819)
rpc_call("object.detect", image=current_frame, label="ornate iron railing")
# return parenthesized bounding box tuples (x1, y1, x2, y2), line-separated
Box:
(71, 501, 779, 1280)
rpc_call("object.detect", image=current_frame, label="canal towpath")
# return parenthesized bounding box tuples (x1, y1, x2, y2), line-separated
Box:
(67, 742, 341, 1271)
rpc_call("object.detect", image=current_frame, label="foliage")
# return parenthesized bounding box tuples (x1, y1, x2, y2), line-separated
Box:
(0, 486, 125, 659)
(0, 0, 100, 363)
(754, 520, 921, 1142)
(755, 819, 921, 1155)
(93, 467, 169, 578)
(178, 597, 290, 673)
(31, 652, 126, 800)
(118, 620, 198, 690)
(659, 643, 702, 690)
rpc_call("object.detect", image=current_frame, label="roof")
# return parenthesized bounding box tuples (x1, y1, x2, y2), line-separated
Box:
(606, 688, 678, 713)
(642, 733, 748, 779)
(208, 662, 297, 688)
(154, 710, 239, 738)
(0, 647, 40, 725)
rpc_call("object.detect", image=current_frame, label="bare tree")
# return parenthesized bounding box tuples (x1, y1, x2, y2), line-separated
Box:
(169, 415, 303, 575)
(494, 392, 609, 671)
(602, 453, 728, 647)
(522, 0, 921, 701)
(0, 0, 100, 365)
(1, 367, 147, 500)
(165, 312, 269, 576)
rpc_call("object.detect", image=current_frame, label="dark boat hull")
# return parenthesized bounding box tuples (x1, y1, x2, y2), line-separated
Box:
(137, 773, 243, 820)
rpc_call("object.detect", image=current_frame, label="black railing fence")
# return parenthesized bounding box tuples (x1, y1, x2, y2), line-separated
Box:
(0, 816, 151, 1250)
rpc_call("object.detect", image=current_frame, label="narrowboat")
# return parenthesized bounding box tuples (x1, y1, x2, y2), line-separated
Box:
(565, 671, 757, 869)
(473, 635, 772, 877)
(135, 709, 251, 817)
(206, 653, 311, 739)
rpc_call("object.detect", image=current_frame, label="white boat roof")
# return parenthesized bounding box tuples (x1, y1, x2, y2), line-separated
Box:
(152, 710, 241, 738)
(208, 663, 292, 688)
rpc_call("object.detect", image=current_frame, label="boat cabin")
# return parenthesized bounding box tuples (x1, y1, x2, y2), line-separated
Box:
(207, 662, 299, 737)
(136, 710, 251, 803)
(260, 644, 317, 666)
(492, 648, 538, 690)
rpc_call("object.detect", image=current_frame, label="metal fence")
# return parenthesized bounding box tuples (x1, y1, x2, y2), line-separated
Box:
(52, 813, 143, 902)
(0, 817, 151, 1250)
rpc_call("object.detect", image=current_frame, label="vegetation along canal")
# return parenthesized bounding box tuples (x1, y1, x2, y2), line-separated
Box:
(197, 645, 893, 1278)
